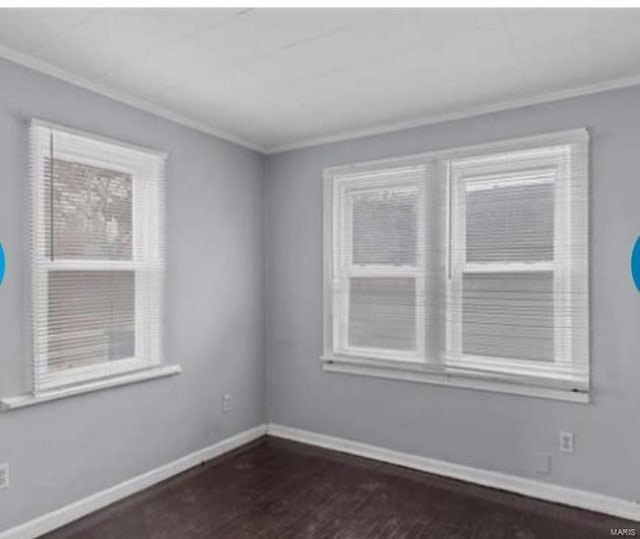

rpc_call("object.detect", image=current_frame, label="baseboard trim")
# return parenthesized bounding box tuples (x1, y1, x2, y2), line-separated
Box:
(0, 424, 267, 539)
(267, 423, 640, 522)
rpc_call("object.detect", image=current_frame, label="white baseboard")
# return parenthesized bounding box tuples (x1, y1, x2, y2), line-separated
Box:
(267, 423, 640, 522)
(0, 424, 267, 539)
(3, 422, 636, 538)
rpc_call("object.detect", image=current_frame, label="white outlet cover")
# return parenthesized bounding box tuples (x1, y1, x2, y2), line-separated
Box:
(0, 463, 9, 489)
(560, 431, 574, 453)
(222, 394, 232, 413)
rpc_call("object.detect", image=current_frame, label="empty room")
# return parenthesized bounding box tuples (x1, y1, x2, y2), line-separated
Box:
(0, 3, 639, 538)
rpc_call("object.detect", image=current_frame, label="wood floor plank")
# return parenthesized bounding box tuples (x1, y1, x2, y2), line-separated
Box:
(43, 436, 638, 538)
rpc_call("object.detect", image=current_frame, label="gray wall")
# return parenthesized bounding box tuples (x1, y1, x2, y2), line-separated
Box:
(2, 52, 640, 532)
(0, 57, 266, 531)
(265, 85, 640, 502)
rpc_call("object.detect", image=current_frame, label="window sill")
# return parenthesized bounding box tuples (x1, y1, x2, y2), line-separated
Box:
(321, 357, 589, 404)
(0, 364, 182, 412)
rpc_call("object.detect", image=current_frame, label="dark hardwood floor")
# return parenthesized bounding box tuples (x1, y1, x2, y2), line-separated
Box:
(45, 436, 637, 539)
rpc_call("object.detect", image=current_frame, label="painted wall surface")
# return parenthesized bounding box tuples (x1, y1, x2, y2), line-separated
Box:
(265, 84, 640, 502)
(2, 52, 640, 533)
(0, 57, 266, 531)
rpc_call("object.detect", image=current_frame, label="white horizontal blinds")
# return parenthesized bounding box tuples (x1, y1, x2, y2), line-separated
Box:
(30, 122, 165, 392)
(326, 130, 589, 392)
(448, 136, 589, 390)
(332, 165, 427, 362)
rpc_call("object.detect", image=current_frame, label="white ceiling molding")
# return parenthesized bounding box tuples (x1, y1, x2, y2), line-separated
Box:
(5, 39, 640, 157)
(265, 73, 640, 154)
(0, 43, 267, 153)
(4, 9, 640, 157)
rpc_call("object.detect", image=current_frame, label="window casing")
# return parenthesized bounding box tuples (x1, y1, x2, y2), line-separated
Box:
(31, 121, 165, 393)
(323, 130, 589, 400)
(331, 166, 427, 363)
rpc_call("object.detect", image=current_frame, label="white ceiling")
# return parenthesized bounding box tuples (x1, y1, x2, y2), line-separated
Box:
(1, 8, 640, 153)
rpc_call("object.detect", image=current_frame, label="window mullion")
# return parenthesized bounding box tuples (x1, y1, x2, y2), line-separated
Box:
(446, 157, 465, 363)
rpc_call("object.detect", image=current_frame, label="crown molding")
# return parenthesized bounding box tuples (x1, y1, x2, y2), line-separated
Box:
(265, 73, 640, 154)
(4, 41, 640, 157)
(0, 44, 267, 154)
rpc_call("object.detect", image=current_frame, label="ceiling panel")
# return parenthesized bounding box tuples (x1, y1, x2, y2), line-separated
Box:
(502, 9, 590, 51)
(591, 23, 640, 80)
(101, 36, 234, 97)
(515, 39, 594, 93)
(34, 10, 173, 78)
(1, 8, 640, 152)
(0, 8, 99, 53)
(192, 8, 362, 65)
(150, 7, 248, 37)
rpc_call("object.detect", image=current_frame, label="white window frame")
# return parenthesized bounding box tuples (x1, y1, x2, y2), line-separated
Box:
(446, 146, 574, 382)
(31, 120, 166, 394)
(331, 167, 427, 363)
(322, 129, 589, 402)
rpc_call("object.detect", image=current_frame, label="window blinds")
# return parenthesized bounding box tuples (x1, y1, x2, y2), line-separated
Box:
(30, 121, 165, 393)
(325, 130, 589, 393)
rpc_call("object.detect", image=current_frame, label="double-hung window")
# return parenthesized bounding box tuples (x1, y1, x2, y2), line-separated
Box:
(30, 121, 166, 393)
(323, 130, 589, 401)
(330, 165, 428, 363)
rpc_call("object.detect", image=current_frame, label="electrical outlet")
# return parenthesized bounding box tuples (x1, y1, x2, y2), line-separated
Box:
(560, 431, 574, 454)
(0, 463, 9, 489)
(222, 394, 232, 414)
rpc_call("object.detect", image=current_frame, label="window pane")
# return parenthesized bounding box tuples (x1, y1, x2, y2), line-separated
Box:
(47, 271, 135, 372)
(348, 277, 416, 351)
(352, 189, 417, 265)
(462, 272, 554, 362)
(45, 158, 133, 260)
(466, 181, 554, 262)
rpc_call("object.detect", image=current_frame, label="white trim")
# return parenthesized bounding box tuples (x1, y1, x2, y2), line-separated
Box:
(266, 76, 639, 154)
(31, 118, 169, 159)
(323, 128, 588, 177)
(323, 129, 590, 398)
(330, 170, 427, 363)
(1, 40, 637, 157)
(322, 360, 589, 403)
(30, 121, 166, 393)
(267, 424, 640, 522)
(447, 142, 579, 376)
(0, 424, 267, 539)
(0, 44, 265, 154)
(0, 364, 182, 412)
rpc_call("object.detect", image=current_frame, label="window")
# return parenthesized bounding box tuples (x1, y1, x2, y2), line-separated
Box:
(323, 130, 589, 401)
(330, 166, 427, 362)
(30, 121, 166, 393)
